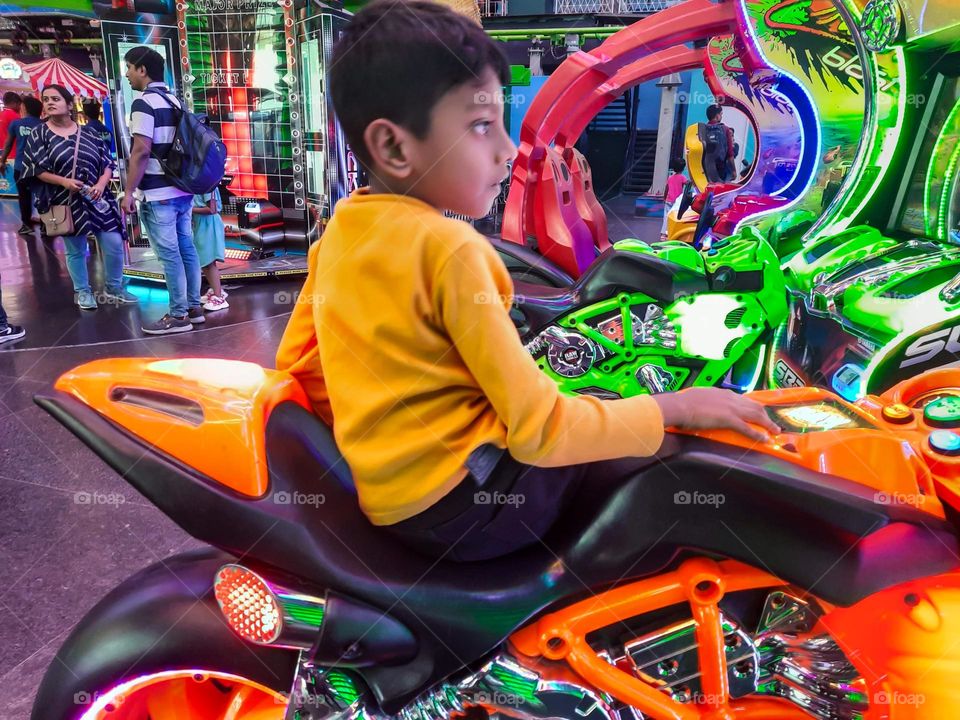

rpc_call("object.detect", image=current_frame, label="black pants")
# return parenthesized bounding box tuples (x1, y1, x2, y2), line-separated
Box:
(13, 169, 32, 225)
(384, 449, 661, 562)
(0, 275, 7, 328)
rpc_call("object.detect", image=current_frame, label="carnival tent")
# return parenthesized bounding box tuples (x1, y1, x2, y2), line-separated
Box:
(21, 58, 107, 100)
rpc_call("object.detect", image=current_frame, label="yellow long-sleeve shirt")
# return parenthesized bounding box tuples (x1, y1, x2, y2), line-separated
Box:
(276, 190, 665, 525)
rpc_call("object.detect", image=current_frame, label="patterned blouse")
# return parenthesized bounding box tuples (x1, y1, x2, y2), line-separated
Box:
(21, 122, 122, 236)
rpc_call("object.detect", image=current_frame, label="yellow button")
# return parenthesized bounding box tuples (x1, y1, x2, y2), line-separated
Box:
(882, 403, 912, 424)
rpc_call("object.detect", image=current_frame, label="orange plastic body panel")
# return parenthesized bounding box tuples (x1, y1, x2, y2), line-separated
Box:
(824, 570, 960, 718)
(680, 375, 960, 521)
(55, 358, 312, 498)
(510, 558, 812, 720)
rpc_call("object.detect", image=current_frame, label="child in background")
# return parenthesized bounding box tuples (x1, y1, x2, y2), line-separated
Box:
(192, 189, 229, 313)
(661, 157, 688, 241)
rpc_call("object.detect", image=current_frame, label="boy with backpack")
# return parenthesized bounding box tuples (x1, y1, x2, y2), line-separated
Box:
(704, 104, 736, 183)
(121, 46, 204, 335)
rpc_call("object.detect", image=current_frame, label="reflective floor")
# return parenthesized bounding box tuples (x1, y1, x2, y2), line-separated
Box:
(0, 198, 302, 718)
(0, 194, 657, 718)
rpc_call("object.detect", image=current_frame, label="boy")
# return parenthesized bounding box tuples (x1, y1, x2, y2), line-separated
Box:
(660, 157, 687, 241)
(277, 0, 777, 561)
(0, 95, 42, 235)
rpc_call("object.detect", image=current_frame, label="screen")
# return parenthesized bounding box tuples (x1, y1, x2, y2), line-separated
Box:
(767, 400, 874, 433)
(183, 0, 298, 212)
(898, 76, 960, 237)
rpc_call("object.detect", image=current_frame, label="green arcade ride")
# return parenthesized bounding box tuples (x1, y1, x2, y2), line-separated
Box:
(760, 0, 960, 400)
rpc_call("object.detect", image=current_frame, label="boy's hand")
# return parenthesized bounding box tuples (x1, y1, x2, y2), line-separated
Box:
(654, 387, 780, 443)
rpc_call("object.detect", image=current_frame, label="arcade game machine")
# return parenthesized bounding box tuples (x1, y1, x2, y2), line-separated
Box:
(768, 0, 960, 400)
(95, 0, 352, 283)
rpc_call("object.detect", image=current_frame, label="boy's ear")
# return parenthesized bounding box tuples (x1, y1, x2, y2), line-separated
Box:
(363, 119, 415, 181)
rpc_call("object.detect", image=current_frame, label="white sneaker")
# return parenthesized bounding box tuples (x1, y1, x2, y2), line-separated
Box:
(203, 294, 229, 312)
(203, 288, 229, 301)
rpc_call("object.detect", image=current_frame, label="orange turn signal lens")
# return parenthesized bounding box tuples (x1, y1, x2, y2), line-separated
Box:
(214, 564, 282, 645)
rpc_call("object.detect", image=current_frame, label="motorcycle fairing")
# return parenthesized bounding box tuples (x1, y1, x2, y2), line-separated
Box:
(52, 357, 312, 498)
(29, 548, 298, 720)
(35, 377, 959, 710)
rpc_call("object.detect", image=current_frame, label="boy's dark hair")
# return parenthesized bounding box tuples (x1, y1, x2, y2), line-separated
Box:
(22, 96, 42, 118)
(330, 0, 510, 171)
(124, 46, 165, 82)
(3, 91, 21, 108)
(706, 104, 723, 122)
(670, 157, 686, 174)
(82, 99, 101, 120)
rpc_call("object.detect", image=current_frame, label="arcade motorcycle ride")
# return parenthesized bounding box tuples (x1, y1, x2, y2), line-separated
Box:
(495, 193, 789, 398)
(32, 357, 960, 719)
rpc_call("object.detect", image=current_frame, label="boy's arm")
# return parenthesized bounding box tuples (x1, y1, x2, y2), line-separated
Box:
(276, 242, 334, 425)
(436, 239, 665, 466)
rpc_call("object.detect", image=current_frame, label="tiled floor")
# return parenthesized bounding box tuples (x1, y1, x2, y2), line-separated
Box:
(0, 199, 301, 718)
(0, 194, 651, 718)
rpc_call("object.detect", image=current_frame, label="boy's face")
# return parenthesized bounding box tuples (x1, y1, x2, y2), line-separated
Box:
(370, 69, 517, 218)
(125, 62, 148, 91)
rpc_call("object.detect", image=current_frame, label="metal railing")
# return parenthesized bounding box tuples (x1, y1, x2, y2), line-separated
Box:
(478, 0, 509, 16)
(554, 0, 681, 13)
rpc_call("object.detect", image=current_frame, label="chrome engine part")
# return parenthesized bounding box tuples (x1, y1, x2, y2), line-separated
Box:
(622, 613, 758, 703)
(459, 653, 618, 720)
(752, 592, 867, 720)
(290, 591, 867, 720)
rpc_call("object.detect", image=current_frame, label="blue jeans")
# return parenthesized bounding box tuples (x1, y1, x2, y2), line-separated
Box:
(63, 231, 126, 295)
(140, 195, 201, 317)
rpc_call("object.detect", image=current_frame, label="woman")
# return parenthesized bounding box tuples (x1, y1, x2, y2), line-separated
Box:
(21, 84, 137, 310)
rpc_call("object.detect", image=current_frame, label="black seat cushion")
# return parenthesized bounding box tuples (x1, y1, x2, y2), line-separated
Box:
(510, 279, 581, 336)
(488, 235, 574, 288)
(578, 246, 710, 306)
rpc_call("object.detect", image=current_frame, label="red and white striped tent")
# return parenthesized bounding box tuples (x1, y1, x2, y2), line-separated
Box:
(21, 58, 107, 100)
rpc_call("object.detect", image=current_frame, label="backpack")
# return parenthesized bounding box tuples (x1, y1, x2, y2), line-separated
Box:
(703, 122, 728, 159)
(146, 88, 227, 194)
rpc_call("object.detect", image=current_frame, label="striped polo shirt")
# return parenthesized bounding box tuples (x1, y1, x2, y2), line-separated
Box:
(128, 82, 191, 202)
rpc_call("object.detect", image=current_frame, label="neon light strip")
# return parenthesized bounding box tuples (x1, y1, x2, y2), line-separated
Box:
(766, 320, 787, 389)
(733, 74, 821, 230)
(743, 342, 766, 392)
(77, 669, 287, 719)
(925, 96, 960, 239)
(940, 123, 960, 240)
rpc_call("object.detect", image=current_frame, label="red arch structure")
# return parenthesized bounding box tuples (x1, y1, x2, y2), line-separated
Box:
(502, 0, 764, 278)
